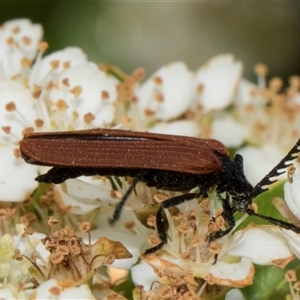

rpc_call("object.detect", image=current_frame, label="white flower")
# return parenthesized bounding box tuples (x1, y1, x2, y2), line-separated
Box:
(280, 174, 300, 258)
(137, 62, 196, 121)
(195, 54, 242, 112)
(91, 206, 150, 270)
(148, 119, 200, 137)
(27, 279, 96, 300)
(237, 145, 285, 186)
(210, 114, 248, 148)
(0, 19, 43, 79)
(132, 198, 294, 294)
(0, 19, 117, 202)
(235, 78, 261, 106)
(53, 178, 114, 215)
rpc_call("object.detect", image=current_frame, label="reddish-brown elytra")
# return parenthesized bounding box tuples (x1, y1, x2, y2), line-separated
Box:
(19, 128, 300, 254)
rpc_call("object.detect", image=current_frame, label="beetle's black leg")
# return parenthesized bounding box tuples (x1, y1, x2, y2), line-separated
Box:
(208, 194, 236, 242)
(144, 192, 202, 254)
(108, 177, 139, 225)
(252, 139, 300, 198)
(161, 192, 204, 209)
(36, 167, 95, 184)
(245, 208, 300, 233)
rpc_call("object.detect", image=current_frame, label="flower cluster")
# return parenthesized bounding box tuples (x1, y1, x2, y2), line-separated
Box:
(1, 18, 300, 299)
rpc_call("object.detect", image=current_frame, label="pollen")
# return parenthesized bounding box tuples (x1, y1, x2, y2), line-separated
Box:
(153, 76, 163, 85)
(34, 119, 44, 128)
(20, 57, 32, 68)
(84, 112, 95, 124)
(287, 165, 296, 183)
(132, 68, 145, 81)
(177, 222, 190, 234)
(70, 85, 82, 97)
(50, 60, 59, 70)
(12, 26, 20, 34)
(154, 193, 169, 204)
(62, 78, 69, 86)
(38, 41, 48, 52)
(13, 148, 21, 159)
(22, 36, 31, 45)
(22, 127, 34, 136)
(111, 189, 122, 198)
(63, 61, 71, 69)
(5, 101, 16, 112)
(254, 63, 268, 76)
(269, 77, 283, 93)
(49, 286, 61, 296)
(78, 222, 90, 233)
(148, 235, 161, 247)
(144, 108, 156, 117)
(294, 281, 300, 292)
(32, 89, 42, 99)
(101, 90, 110, 100)
(208, 241, 221, 254)
(6, 36, 15, 46)
(124, 221, 135, 230)
(55, 99, 69, 110)
(285, 270, 297, 282)
(1, 126, 11, 134)
(155, 93, 164, 103)
(197, 83, 204, 93)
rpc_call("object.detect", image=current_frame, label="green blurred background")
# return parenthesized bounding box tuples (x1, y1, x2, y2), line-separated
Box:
(1, 2, 300, 83)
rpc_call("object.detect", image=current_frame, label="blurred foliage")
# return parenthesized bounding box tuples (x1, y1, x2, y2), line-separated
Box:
(1, 2, 300, 83)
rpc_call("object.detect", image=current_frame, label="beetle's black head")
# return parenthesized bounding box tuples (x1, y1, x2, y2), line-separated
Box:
(214, 153, 254, 212)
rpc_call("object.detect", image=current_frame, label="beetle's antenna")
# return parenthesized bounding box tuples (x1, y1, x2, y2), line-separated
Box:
(251, 139, 300, 198)
(246, 208, 300, 233)
(109, 177, 139, 225)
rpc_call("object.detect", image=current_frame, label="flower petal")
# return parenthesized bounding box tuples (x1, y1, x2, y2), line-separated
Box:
(237, 145, 285, 186)
(0, 19, 42, 79)
(206, 257, 254, 288)
(149, 120, 200, 136)
(284, 174, 300, 220)
(138, 62, 196, 121)
(0, 145, 38, 202)
(131, 260, 157, 290)
(196, 54, 242, 111)
(53, 178, 113, 215)
(211, 114, 247, 147)
(227, 225, 294, 267)
(29, 279, 96, 300)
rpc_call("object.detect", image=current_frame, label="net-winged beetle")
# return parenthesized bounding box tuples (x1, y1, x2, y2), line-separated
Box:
(19, 128, 300, 253)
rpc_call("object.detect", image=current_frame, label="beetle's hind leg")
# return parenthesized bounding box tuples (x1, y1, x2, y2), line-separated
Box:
(144, 192, 203, 254)
(108, 177, 139, 225)
(207, 194, 236, 242)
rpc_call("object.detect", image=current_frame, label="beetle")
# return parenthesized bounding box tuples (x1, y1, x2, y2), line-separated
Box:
(19, 128, 300, 253)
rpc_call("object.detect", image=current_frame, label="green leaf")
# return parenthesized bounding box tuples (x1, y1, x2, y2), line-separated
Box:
(241, 259, 300, 300)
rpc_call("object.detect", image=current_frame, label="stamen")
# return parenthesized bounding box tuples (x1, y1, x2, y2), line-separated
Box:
(1, 126, 11, 134)
(34, 119, 44, 128)
(13, 148, 21, 159)
(20, 57, 32, 68)
(101, 90, 110, 100)
(285, 270, 297, 282)
(70, 85, 82, 97)
(38, 41, 48, 52)
(22, 36, 31, 45)
(55, 99, 69, 110)
(5, 101, 16, 112)
(63, 61, 71, 69)
(153, 76, 163, 85)
(83, 112, 95, 124)
(50, 60, 59, 70)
